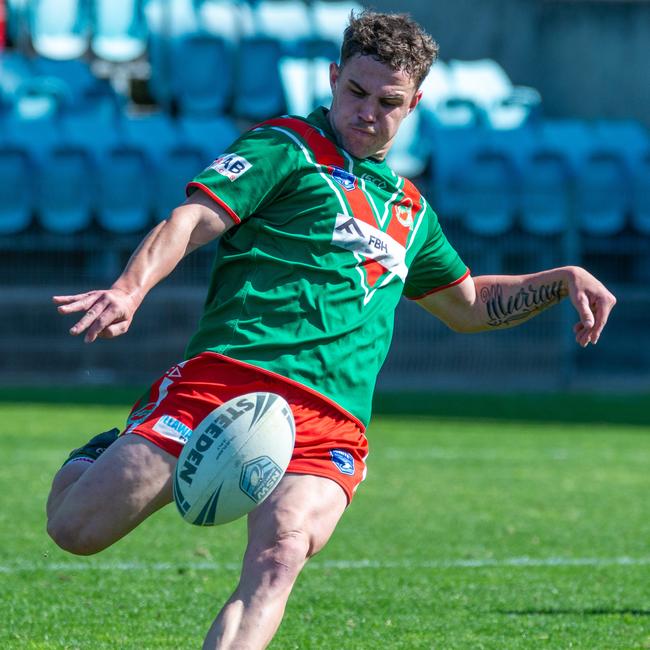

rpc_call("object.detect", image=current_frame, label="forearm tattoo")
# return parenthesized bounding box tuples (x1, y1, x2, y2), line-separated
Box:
(481, 281, 565, 327)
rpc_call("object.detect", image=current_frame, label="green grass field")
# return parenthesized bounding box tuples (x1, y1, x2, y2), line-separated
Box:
(1, 392, 649, 649)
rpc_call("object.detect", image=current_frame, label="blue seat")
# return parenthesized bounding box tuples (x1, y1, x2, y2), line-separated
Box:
(98, 145, 152, 233)
(0, 51, 33, 106)
(168, 33, 234, 116)
(28, 0, 89, 60)
(428, 124, 489, 219)
(577, 152, 630, 236)
(0, 145, 34, 233)
(519, 151, 570, 236)
(311, 0, 363, 50)
(253, 0, 313, 56)
(121, 110, 179, 165)
(32, 57, 109, 107)
(38, 144, 95, 233)
(92, 0, 148, 62)
(631, 154, 650, 236)
(178, 114, 240, 162)
(155, 145, 207, 220)
(460, 149, 517, 236)
(232, 37, 286, 121)
(386, 109, 432, 179)
(593, 119, 650, 172)
(144, 0, 202, 108)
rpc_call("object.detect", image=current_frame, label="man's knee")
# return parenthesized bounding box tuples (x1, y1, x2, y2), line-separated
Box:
(47, 514, 108, 556)
(246, 530, 313, 590)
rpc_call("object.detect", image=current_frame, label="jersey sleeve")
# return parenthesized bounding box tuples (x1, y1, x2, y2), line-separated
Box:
(403, 208, 469, 300)
(186, 126, 296, 224)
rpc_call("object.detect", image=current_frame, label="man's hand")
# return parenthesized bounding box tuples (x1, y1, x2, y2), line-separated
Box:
(52, 287, 142, 343)
(566, 267, 617, 348)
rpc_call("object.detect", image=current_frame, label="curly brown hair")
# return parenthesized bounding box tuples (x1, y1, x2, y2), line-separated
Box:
(340, 10, 439, 88)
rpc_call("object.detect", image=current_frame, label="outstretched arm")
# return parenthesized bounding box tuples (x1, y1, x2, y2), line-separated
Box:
(417, 266, 616, 347)
(52, 191, 235, 343)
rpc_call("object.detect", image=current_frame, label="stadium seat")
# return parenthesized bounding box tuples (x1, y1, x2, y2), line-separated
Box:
(631, 154, 650, 236)
(92, 0, 148, 62)
(519, 151, 570, 236)
(168, 33, 234, 116)
(32, 57, 107, 107)
(460, 149, 517, 236)
(487, 86, 543, 130)
(6, 0, 31, 49)
(10, 76, 71, 120)
(178, 114, 240, 161)
(0, 51, 33, 105)
(447, 59, 513, 110)
(252, 0, 313, 56)
(120, 110, 179, 165)
(386, 109, 431, 180)
(28, 0, 89, 60)
(155, 144, 207, 221)
(576, 152, 629, 237)
(37, 144, 95, 233)
(97, 145, 152, 233)
(0, 145, 33, 233)
(279, 57, 315, 117)
(593, 119, 650, 171)
(232, 37, 286, 121)
(198, 0, 249, 42)
(144, 0, 201, 107)
(311, 0, 362, 49)
(428, 125, 489, 218)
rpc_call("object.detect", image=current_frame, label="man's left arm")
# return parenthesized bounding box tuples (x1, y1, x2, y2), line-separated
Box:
(417, 266, 617, 348)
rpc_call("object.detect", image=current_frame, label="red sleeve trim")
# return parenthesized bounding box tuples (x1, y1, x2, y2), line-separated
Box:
(186, 182, 242, 224)
(406, 267, 471, 301)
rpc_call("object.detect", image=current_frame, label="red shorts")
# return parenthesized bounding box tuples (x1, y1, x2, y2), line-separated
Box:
(124, 352, 368, 503)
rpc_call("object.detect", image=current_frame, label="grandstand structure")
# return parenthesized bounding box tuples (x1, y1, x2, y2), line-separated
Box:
(1, 0, 649, 391)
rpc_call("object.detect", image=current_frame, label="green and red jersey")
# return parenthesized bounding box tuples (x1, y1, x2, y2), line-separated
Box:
(185, 107, 468, 427)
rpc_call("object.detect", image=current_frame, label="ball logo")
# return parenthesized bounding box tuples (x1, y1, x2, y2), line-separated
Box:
(240, 456, 283, 503)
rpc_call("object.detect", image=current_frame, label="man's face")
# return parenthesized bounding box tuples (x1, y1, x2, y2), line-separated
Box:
(327, 54, 422, 160)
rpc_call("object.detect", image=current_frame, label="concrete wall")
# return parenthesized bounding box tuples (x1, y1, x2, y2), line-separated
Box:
(368, 0, 650, 126)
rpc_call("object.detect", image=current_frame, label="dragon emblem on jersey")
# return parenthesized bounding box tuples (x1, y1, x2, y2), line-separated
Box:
(395, 201, 414, 229)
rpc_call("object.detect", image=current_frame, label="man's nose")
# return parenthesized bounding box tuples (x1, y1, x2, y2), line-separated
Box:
(357, 100, 377, 123)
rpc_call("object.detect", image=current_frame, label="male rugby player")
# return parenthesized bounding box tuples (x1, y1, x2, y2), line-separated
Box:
(46, 10, 616, 649)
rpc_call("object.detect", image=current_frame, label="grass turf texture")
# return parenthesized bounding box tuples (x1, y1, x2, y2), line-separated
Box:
(1, 394, 649, 649)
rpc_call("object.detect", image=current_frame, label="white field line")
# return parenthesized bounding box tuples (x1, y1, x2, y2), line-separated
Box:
(2, 556, 650, 574)
(380, 447, 650, 462)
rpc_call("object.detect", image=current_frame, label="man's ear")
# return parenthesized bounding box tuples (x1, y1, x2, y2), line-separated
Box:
(408, 89, 423, 114)
(329, 62, 340, 92)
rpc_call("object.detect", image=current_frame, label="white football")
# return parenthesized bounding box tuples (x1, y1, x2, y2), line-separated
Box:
(173, 392, 295, 526)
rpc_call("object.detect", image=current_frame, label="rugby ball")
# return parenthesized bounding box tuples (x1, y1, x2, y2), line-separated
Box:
(173, 392, 295, 526)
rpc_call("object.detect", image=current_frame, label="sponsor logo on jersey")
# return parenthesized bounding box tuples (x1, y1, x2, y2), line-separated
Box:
(330, 449, 355, 476)
(331, 213, 408, 281)
(360, 173, 387, 190)
(331, 166, 357, 191)
(153, 415, 193, 444)
(209, 153, 252, 181)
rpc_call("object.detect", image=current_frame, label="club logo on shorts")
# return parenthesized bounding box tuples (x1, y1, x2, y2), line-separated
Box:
(209, 153, 252, 181)
(153, 415, 193, 444)
(331, 166, 357, 191)
(330, 449, 355, 476)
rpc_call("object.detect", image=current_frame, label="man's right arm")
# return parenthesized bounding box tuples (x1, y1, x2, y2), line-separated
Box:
(52, 190, 235, 343)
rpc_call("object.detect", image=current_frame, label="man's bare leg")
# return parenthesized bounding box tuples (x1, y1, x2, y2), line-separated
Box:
(203, 474, 348, 650)
(46, 434, 175, 555)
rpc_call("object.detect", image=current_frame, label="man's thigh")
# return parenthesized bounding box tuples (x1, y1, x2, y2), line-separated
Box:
(48, 434, 175, 553)
(246, 474, 348, 556)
